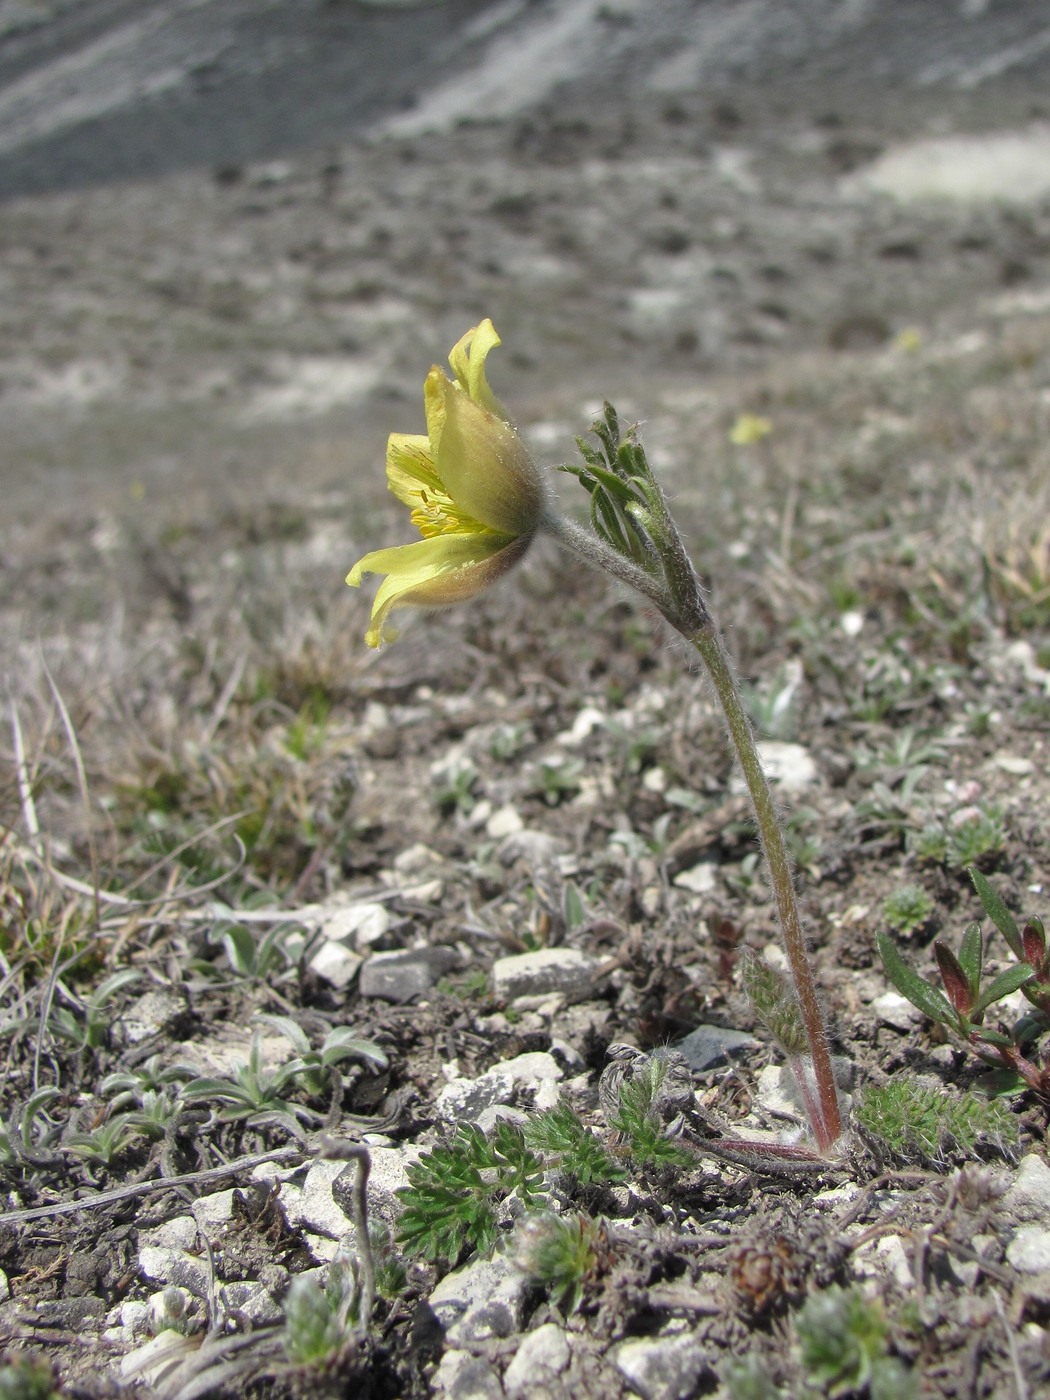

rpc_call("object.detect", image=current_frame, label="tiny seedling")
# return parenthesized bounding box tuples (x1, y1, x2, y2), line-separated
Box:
(100, 1055, 198, 1109)
(608, 1059, 695, 1172)
(0, 1088, 63, 1170)
(525, 1100, 625, 1187)
(45, 969, 142, 1053)
(65, 1113, 144, 1166)
(878, 868, 1050, 1098)
(282, 1252, 360, 1366)
(794, 1286, 916, 1400)
(179, 1031, 320, 1128)
(882, 885, 934, 936)
(254, 1013, 389, 1099)
(513, 1210, 608, 1315)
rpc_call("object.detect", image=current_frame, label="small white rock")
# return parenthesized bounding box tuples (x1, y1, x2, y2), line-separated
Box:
(993, 753, 1034, 776)
(308, 940, 363, 989)
(190, 1190, 235, 1230)
(486, 805, 524, 838)
(430, 1252, 530, 1346)
(504, 1322, 571, 1394)
(614, 1327, 711, 1400)
(673, 862, 718, 894)
(1006, 1225, 1050, 1274)
(1003, 1156, 1050, 1225)
(491, 949, 600, 1001)
(757, 741, 819, 791)
(872, 991, 924, 1031)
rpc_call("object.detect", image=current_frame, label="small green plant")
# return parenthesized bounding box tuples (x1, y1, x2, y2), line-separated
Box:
(65, 1113, 144, 1166)
(742, 662, 802, 740)
(721, 1354, 779, 1400)
(882, 885, 933, 936)
(179, 1031, 321, 1128)
(530, 756, 584, 805)
(100, 1055, 198, 1108)
(0, 1353, 61, 1400)
(255, 1014, 389, 1098)
(911, 803, 1005, 868)
(525, 1100, 625, 1187)
(431, 754, 479, 814)
(46, 969, 143, 1052)
(609, 1059, 694, 1171)
(0, 1088, 63, 1169)
(211, 919, 301, 983)
(282, 1253, 359, 1365)
(878, 868, 1050, 1099)
(856, 1079, 1018, 1165)
(396, 1121, 545, 1264)
(794, 1286, 916, 1400)
(513, 1210, 608, 1315)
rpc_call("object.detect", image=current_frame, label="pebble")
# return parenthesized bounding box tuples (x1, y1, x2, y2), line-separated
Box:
(138, 1234, 210, 1298)
(675, 1023, 756, 1072)
(486, 805, 524, 838)
(319, 900, 393, 950)
(436, 1051, 564, 1122)
(491, 948, 601, 1001)
(853, 1234, 914, 1288)
(503, 1322, 571, 1395)
(359, 946, 459, 1002)
(307, 940, 363, 989)
(1006, 1226, 1050, 1274)
(992, 753, 1034, 776)
(121, 988, 187, 1044)
(432, 1350, 505, 1399)
(1002, 1154, 1050, 1225)
(673, 861, 718, 894)
(190, 1190, 235, 1230)
(497, 829, 568, 868)
(729, 741, 818, 793)
(872, 991, 924, 1031)
(755, 1059, 854, 1119)
(613, 1328, 712, 1400)
(429, 1252, 530, 1346)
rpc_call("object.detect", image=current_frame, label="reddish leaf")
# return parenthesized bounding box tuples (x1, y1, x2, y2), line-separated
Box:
(934, 941, 975, 1017)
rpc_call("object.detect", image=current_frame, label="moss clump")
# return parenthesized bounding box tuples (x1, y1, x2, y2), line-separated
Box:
(856, 1079, 1017, 1165)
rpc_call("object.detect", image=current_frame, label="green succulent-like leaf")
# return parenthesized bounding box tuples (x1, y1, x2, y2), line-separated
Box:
(877, 933, 957, 1027)
(957, 921, 983, 997)
(973, 962, 1036, 1015)
(969, 868, 1025, 960)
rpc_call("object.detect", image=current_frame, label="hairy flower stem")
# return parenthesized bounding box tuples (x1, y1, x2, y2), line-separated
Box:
(542, 510, 843, 1151)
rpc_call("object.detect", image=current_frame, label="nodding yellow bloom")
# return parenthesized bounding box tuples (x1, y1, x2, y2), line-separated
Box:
(347, 320, 544, 647)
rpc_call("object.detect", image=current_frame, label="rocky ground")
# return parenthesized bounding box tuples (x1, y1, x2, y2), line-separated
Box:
(2, 2, 1050, 1397)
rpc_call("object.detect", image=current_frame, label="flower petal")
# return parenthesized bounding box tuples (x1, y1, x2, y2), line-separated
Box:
(447, 318, 505, 417)
(347, 533, 528, 647)
(424, 368, 543, 536)
(385, 434, 439, 508)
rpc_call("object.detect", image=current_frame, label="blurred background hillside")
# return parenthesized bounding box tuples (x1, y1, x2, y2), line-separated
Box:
(1, 0, 1048, 526)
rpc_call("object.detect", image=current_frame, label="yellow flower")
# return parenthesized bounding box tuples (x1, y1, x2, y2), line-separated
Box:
(728, 413, 773, 446)
(347, 320, 544, 647)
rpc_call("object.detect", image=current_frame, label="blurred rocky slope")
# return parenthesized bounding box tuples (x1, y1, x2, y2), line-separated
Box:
(0, 0, 1048, 522)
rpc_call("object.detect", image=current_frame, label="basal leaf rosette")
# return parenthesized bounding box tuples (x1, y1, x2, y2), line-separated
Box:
(347, 320, 544, 647)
